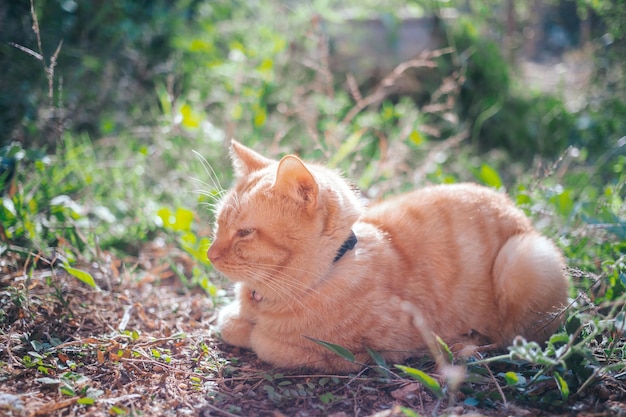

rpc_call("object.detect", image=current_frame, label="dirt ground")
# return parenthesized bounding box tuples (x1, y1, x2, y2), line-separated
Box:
(1, 245, 625, 417)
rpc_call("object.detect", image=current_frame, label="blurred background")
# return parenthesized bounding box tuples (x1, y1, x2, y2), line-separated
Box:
(2, 0, 624, 154)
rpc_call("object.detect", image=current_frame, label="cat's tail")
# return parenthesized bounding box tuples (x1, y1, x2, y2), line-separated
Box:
(491, 232, 569, 346)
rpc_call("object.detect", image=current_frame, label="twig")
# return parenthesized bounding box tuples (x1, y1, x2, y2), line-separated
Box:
(9, 0, 65, 144)
(26, 0, 63, 103)
(484, 363, 508, 408)
(8, 42, 42, 60)
(413, 130, 469, 183)
(346, 73, 363, 103)
(353, 384, 361, 417)
(34, 397, 78, 416)
(340, 48, 454, 128)
(120, 357, 206, 379)
(200, 402, 244, 417)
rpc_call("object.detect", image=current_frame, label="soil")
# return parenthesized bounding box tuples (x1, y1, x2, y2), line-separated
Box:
(1, 246, 624, 417)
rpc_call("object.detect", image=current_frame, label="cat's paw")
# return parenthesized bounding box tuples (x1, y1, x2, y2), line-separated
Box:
(217, 301, 254, 348)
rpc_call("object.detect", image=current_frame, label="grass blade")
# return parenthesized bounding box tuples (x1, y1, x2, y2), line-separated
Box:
(303, 336, 355, 363)
(555, 371, 570, 401)
(395, 364, 444, 399)
(62, 263, 98, 289)
(366, 347, 388, 368)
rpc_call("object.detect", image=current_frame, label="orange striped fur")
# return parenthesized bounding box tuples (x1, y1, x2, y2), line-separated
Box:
(208, 141, 569, 372)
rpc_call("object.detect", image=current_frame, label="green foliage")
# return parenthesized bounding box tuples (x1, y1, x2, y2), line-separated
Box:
(474, 163, 503, 189)
(1, 0, 195, 144)
(304, 336, 356, 364)
(395, 364, 444, 399)
(256, 372, 345, 409)
(448, 16, 509, 140)
(60, 263, 97, 289)
(0, 133, 216, 295)
(157, 204, 217, 295)
(1, 137, 153, 258)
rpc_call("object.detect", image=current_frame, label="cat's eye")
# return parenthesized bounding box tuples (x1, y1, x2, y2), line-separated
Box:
(236, 228, 255, 238)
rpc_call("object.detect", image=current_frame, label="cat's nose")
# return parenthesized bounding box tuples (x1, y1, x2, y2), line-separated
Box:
(207, 244, 222, 263)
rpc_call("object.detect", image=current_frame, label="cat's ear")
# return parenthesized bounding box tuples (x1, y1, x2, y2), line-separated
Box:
(230, 140, 273, 177)
(273, 155, 318, 207)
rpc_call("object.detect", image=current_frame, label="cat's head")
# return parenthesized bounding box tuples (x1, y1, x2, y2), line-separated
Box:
(207, 141, 362, 294)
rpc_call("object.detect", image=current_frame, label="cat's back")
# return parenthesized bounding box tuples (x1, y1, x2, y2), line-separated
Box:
(364, 182, 532, 237)
(356, 183, 541, 339)
(361, 183, 534, 276)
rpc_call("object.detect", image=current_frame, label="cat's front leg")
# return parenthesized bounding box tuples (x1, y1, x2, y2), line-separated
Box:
(250, 331, 362, 372)
(216, 299, 254, 348)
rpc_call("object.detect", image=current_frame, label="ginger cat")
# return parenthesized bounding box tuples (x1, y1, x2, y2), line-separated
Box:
(208, 141, 569, 372)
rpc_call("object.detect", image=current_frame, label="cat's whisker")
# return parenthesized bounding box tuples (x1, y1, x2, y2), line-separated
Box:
(189, 179, 221, 194)
(250, 262, 322, 279)
(197, 201, 221, 212)
(190, 187, 226, 203)
(192, 149, 224, 192)
(249, 264, 326, 299)
(247, 261, 325, 285)
(240, 267, 308, 312)
(244, 265, 331, 305)
(188, 176, 227, 198)
(244, 266, 308, 296)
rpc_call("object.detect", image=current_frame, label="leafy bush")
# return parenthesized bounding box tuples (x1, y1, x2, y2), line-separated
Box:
(0, 0, 194, 146)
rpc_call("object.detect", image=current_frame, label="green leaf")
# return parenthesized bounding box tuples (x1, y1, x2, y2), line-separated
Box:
(157, 207, 173, 228)
(257, 58, 273, 73)
(395, 365, 444, 399)
(476, 164, 502, 189)
(303, 336, 355, 363)
(180, 103, 202, 129)
(516, 193, 532, 205)
(77, 397, 95, 405)
(1, 197, 17, 219)
(327, 128, 366, 168)
(319, 392, 336, 404)
(253, 106, 267, 127)
(463, 397, 480, 407)
(30, 340, 44, 352)
(230, 103, 243, 120)
(61, 263, 98, 289)
(409, 129, 424, 146)
(22, 355, 37, 368)
(548, 333, 570, 346)
(400, 407, 422, 417)
(366, 347, 387, 368)
(435, 336, 453, 363)
(551, 188, 574, 217)
(504, 371, 523, 386)
(554, 371, 569, 400)
(189, 39, 213, 53)
(173, 207, 194, 232)
(109, 405, 127, 415)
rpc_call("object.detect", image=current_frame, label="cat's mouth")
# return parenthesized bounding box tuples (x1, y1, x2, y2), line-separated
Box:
(250, 289, 263, 302)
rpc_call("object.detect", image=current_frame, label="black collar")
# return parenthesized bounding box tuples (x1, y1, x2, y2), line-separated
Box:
(333, 230, 358, 263)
